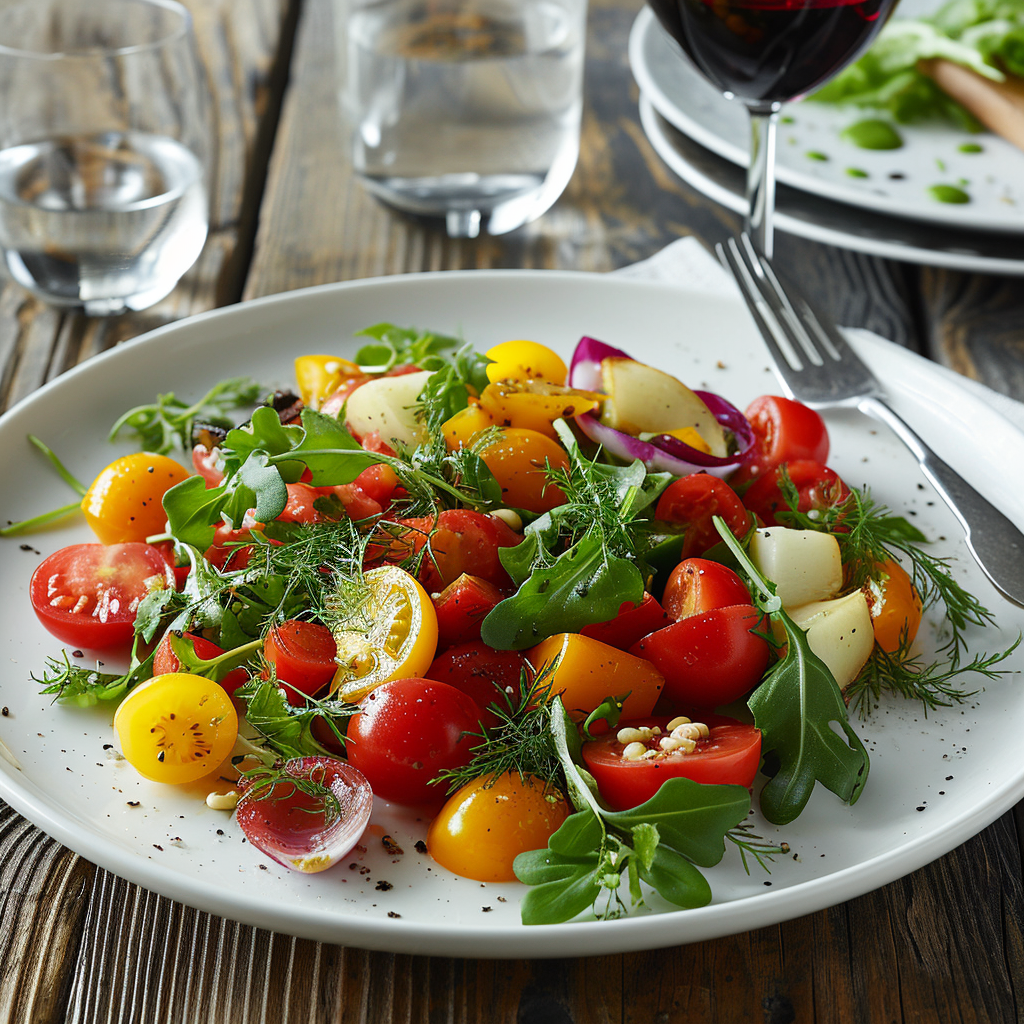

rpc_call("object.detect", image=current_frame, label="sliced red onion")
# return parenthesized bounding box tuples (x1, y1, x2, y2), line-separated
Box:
(236, 756, 372, 873)
(568, 338, 754, 477)
(568, 336, 631, 391)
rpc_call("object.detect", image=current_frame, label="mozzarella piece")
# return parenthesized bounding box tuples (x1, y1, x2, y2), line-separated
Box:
(599, 357, 727, 457)
(749, 527, 843, 608)
(787, 591, 875, 691)
(343, 370, 433, 448)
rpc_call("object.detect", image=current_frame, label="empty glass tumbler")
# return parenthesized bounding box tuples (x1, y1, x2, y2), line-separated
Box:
(335, 0, 588, 238)
(0, 0, 212, 315)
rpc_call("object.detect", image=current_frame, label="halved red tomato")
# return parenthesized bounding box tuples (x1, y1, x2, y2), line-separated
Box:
(662, 558, 752, 622)
(433, 573, 504, 651)
(30, 542, 174, 649)
(654, 475, 752, 559)
(742, 460, 851, 527)
(582, 714, 762, 809)
(153, 630, 249, 696)
(730, 395, 829, 487)
(264, 620, 338, 699)
(579, 593, 668, 650)
(629, 605, 770, 709)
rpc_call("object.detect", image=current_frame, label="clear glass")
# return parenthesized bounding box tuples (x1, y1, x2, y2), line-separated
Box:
(0, 0, 212, 315)
(334, 0, 588, 238)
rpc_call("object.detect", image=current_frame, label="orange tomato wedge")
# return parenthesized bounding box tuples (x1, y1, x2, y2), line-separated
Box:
(330, 566, 438, 702)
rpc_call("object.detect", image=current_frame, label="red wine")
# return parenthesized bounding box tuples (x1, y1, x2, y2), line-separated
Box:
(647, 0, 896, 106)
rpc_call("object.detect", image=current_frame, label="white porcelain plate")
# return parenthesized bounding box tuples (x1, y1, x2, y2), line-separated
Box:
(1, 272, 1023, 958)
(630, 5, 1024, 235)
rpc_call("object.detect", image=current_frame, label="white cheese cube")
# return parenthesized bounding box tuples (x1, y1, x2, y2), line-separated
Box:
(749, 527, 843, 608)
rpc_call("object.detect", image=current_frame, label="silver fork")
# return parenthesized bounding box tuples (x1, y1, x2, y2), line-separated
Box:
(716, 233, 1024, 608)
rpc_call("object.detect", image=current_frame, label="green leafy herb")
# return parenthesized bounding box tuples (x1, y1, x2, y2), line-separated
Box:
(480, 421, 670, 650)
(236, 677, 359, 760)
(714, 516, 870, 825)
(109, 377, 264, 454)
(512, 696, 750, 924)
(353, 324, 462, 373)
(34, 645, 154, 707)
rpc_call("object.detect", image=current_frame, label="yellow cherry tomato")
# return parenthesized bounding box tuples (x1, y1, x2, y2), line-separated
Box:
(661, 427, 712, 454)
(478, 381, 602, 439)
(82, 453, 190, 544)
(485, 340, 567, 386)
(427, 773, 571, 882)
(113, 673, 238, 784)
(331, 565, 439, 702)
(526, 633, 665, 722)
(441, 400, 495, 451)
(479, 427, 569, 514)
(866, 558, 922, 653)
(294, 354, 363, 409)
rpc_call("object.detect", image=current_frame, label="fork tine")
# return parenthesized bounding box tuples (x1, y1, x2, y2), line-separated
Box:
(740, 233, 851, 365)
(735, 234, 830, 370)
(715, 239, 802, 395)
(720, 239, 806, 391)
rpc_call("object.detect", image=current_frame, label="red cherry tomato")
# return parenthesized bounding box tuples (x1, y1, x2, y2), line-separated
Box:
(153, 630, 249, 696)
(191, 443, 224, 488)
(662, 558, 752, 622)
(274, 483, 328, 525)
(29, 543, 174, 650)
(346, 678, 480, 806)
(730, 395, 830, 486)
(742, 460, 851, 528)
(630, 604, 770, 709)
(654, 475, 753, 559)
(579, 593, 669, 650)
(264, 620, 338, 699)
(384, 509, 521, 593)
(425, 641, 529, 730)
(433, 573, 504, 651)
(582, 715, 762, 809)
(205, 523, 254, 571)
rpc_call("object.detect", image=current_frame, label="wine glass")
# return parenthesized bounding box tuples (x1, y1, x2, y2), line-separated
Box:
(647, 0, 900, 256)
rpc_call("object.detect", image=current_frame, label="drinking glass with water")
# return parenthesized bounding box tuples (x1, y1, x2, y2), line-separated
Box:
(336, 0, 588, 238)
(0, 0, 211, 316)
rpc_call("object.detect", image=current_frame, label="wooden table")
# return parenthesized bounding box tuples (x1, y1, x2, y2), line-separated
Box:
(2, 0, 1023, 1020)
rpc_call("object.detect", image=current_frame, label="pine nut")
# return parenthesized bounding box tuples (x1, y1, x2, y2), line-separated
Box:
(206, 789, 240, 811)
(617, 727, 645, 745)
(622, 741, 647, 761)
(666, 716, 691, 731)
(492, 508, 523, 531)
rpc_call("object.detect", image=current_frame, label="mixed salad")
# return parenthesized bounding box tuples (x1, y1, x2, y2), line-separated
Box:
(6, 325, 1014, 925)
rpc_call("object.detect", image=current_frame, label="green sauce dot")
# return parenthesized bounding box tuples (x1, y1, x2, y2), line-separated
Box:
(928, 184, 970, 204)
(840, 119, 903, 150)
(958, 142, 983, 154)
(780, 116, 795, 124)
(805, 151, 829, 162)
(846, 168, 869, 178)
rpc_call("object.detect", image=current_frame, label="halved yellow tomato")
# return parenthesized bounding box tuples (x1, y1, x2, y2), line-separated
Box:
(478, 381, 602, 439)
(485, 340, 567, 386)
(427, 772, 570, 882)
(113, 673, 238, 784)
(82, 453, 190, 544)
(294, 354, 363, 409)
(479, 427, 569, 514)
(330, 565, 439, 702)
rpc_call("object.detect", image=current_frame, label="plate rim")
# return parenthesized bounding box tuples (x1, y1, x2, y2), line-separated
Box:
(2, 268, 1023, 958)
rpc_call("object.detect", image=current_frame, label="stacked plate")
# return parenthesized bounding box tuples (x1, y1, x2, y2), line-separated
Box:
(629, 5, 1024, 273)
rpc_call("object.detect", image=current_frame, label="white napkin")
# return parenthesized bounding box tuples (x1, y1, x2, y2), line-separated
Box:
(615, 237, 1024, 431)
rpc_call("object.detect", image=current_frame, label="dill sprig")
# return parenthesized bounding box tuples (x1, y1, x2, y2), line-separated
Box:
(435, 663, 565, 795)
(846, 631, 1020, 716)
(727, 822, 791, 874)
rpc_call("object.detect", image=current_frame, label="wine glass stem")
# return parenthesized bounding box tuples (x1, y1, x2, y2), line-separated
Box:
(745, 104, 781, 258)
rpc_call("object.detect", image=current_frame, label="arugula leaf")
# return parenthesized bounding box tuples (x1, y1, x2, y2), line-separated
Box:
(162, 476, 229, 550)
(222, 407, 304, 483)
(713, 516, 870, 825)
(283, 408, 382, 485)
(482, 534, 644, 650)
